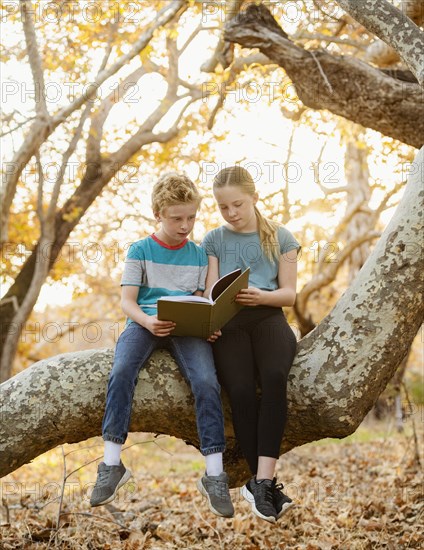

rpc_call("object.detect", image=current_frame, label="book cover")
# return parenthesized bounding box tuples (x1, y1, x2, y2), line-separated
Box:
(157, 268, 250, 338)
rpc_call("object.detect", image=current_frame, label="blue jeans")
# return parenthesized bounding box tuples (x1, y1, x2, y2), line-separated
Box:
(102, 323, 225, 455)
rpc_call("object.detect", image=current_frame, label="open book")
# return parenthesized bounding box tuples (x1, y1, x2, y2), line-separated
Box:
(157, 268, 250, 338)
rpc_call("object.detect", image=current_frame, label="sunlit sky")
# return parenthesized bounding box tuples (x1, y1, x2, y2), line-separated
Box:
(1, 3, 406, 310)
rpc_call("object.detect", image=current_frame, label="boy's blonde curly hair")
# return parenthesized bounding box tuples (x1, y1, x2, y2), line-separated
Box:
(151, 172, 201, 215)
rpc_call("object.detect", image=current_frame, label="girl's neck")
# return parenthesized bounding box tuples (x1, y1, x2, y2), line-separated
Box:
(224, 223, 258, 233)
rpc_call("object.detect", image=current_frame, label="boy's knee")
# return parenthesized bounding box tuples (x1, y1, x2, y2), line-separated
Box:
(192, 372, 220, 394)
(109, 361, 135, 384)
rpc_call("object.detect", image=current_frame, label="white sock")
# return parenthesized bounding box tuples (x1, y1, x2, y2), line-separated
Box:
(104, 441, 122, 466)
(205, 452, 223, 477)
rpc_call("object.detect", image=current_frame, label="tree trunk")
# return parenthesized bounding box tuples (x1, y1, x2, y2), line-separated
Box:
(2, 146, 423, 485)
(343, 130, 372, 284)
(224, 4, 424, 148)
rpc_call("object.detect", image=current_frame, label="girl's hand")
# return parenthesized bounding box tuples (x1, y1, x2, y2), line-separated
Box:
(236, 287, 264, 306)
(207, 329, 222, 343)
(144, 315, 176, 337)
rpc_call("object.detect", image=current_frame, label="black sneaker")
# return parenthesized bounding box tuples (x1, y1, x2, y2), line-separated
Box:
(241, 477, 277, 523)
(272, 478, 294, 519)
(197, 472, 235, 518)
(90, 461, 132, 507)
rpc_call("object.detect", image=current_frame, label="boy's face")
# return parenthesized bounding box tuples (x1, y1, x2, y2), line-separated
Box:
(154, 202, 198, 246)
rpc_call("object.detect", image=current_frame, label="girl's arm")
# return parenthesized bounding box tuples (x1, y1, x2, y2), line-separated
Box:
(236, 249, 298, 308)
(121, 285, 175, 336)
(203, 255, 220, 298)
(203, 255, 222, 341)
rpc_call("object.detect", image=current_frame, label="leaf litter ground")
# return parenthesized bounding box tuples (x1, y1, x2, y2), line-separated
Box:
(1, 411, 423, 549)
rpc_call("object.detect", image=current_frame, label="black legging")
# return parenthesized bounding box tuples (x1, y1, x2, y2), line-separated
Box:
(213, 306, 297, 475)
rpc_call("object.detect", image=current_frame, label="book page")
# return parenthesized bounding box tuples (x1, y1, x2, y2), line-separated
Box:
(158, 295, 211, 304)
(210, 269, 243, 303)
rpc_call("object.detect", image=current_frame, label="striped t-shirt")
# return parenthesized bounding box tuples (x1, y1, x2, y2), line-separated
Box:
(121, 234, 208, 322)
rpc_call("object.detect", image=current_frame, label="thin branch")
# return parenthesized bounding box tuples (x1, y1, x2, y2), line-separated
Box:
(201, 0, 246, 72)
(311, 0, 347, 22)
(375, 180, 406, 215)
(21, 0, 49, 118)
(0, 115, 36, 137)
(35, 152, 45, 225)
(294, 31, 368, 50)
(56, 446, 67, 530)
(281, 125, 296, 224)
(57, 0, 187, 123)
(179, 22, 203, 55)
(297, 230, 381, 313)
(47, 106, 92, 220)
(309, 51, 334, 94)
(401, 381, 422, 467)
(206, 52, 273, 129)
(98, 18, 119, 74)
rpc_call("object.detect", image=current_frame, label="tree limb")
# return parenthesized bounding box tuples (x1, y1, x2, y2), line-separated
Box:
(223, 4, 424, 148)
(335, 0, 424, 86)
(1, 145, 422, 482)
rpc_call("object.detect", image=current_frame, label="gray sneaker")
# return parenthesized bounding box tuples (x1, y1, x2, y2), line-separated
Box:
(241, 477, 277, 523)
(90, 461, 132, 507)
(197, 472, 234, 518)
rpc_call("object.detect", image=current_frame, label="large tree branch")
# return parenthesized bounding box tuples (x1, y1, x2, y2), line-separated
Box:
(223, 4, 423, 148)
(1, 145, 422, 482)
(335, 0, 424, 86)
(0, 107, 91, 380)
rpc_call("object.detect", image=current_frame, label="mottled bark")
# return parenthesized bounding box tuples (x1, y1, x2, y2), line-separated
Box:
(335, 0, 424, 86)
(224, 4, 424, 148)
(2, 146, 423, 485)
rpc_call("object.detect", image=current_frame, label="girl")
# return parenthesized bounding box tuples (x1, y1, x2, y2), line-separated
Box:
(202, 165, 300, 523)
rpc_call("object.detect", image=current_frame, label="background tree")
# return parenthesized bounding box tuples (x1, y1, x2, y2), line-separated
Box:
(1, 143, 422, 482)
(1, 1, 422, 482)
(2, 1, 422, 380)
(0, 0, 220, 381)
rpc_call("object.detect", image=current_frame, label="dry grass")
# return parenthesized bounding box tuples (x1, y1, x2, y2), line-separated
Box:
(1, 411, 423, 549)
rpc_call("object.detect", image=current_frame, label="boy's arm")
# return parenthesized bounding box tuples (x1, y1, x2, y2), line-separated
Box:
(121, 285, 175, 337)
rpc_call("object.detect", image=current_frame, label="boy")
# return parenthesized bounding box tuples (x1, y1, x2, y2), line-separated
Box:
(90, 173, 234, 518)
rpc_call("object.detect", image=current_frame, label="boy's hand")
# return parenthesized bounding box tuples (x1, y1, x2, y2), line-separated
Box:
(236, 287, 264, 306)
(144, 316, 176, 337)
(207, 329, 222, 343)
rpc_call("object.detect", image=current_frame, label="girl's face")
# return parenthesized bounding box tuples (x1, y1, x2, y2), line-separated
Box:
(214, 186, 258, 233)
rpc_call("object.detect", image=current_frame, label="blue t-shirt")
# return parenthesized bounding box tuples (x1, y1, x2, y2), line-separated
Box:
(202, 226, 300, 291)
(121, 234, 208, 322)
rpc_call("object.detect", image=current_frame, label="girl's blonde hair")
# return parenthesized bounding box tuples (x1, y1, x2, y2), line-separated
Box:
(152, 172, 201, 215)
(213, 166, 280, 261)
